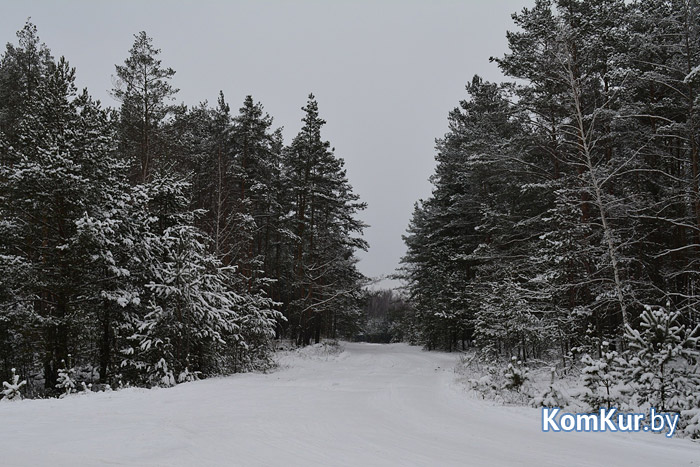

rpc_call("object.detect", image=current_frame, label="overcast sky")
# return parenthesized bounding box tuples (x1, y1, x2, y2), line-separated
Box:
(1, 0, 531, 289)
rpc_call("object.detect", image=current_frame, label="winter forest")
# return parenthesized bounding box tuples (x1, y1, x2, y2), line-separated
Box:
(2, 0, 700, 462)
(398, 0, 700, 436)
(0, 23, 367, 393)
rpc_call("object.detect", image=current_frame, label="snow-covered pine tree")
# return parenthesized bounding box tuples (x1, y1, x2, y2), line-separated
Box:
(495, 0, 653, 346)
(579, 341, 628, 410)
(0, 22, 54, 386)
(503, 356, 529, 391)
(533, 367, 568, 408)
(0, 50, 135, 390)
(55, 359, 77, 398)
(112, 31, 177, 183)
(0, 20, 53, 146)
(404, 73, 563, 354)
(1, 368, 26, 401)
(282, 94, 367, 345)
(229, 95, 282, 281)
(122, 223, 281, 384)
(474, 280, 547, 360)
(622, 0, 700, 328)
(72, 180, 152, 385)
(624, 305, 700, 412)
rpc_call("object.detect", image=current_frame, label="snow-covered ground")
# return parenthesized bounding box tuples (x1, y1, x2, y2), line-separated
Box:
(0, 343, 697, 466)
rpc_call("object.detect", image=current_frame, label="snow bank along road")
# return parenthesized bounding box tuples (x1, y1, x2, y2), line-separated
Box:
(1, 343, 698, 466)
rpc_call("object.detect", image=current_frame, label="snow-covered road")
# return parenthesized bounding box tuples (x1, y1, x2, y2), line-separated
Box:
(1, 343, 697, 466)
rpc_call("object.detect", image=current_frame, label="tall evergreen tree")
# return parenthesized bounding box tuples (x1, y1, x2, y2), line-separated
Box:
(0, 20, 53, 147)
(283, 94, 367, 344)
(229, 96, 284, 283)
(0, 53, 127, 388)
(112, 31, 177, 183)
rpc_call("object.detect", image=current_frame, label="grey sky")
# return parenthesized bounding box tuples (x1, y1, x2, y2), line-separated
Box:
(1, 0, 531, 289)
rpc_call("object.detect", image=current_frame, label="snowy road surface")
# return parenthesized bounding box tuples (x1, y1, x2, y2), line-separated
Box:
(1, 343, 698, 466)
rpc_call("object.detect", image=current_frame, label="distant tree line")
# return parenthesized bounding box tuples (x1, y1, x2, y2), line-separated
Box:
(0, 24, 367, 395)
(357, 289, 411, 343)
(401, 0, 700, 358)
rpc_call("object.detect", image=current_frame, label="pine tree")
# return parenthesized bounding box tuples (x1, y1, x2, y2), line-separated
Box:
(112, 31, 177, 182)
(0, 23, 54, 383)
(503, 356, 529, 391)
(55, 359, 77, 398)
(229, 95, 283, 284)
(72, 174, 150, 384)
(401, 76, 550, 353)
(283, 94, 367, 344)
(208, 93, 235, 260)
(0, 20, 53, 147)
(533, 367, 568, 408)
(579, 341, 628, 410)
(624, 304, 700, 411)
(121, 223, 282, 383)
(0, 52, 131, 389)
(1, 368, 26, 401)
(623, 0, 700, 324)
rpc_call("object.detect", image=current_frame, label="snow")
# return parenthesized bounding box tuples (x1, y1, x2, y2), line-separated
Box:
(1, 343, 698, 466)
(684, 64, 700, 83)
